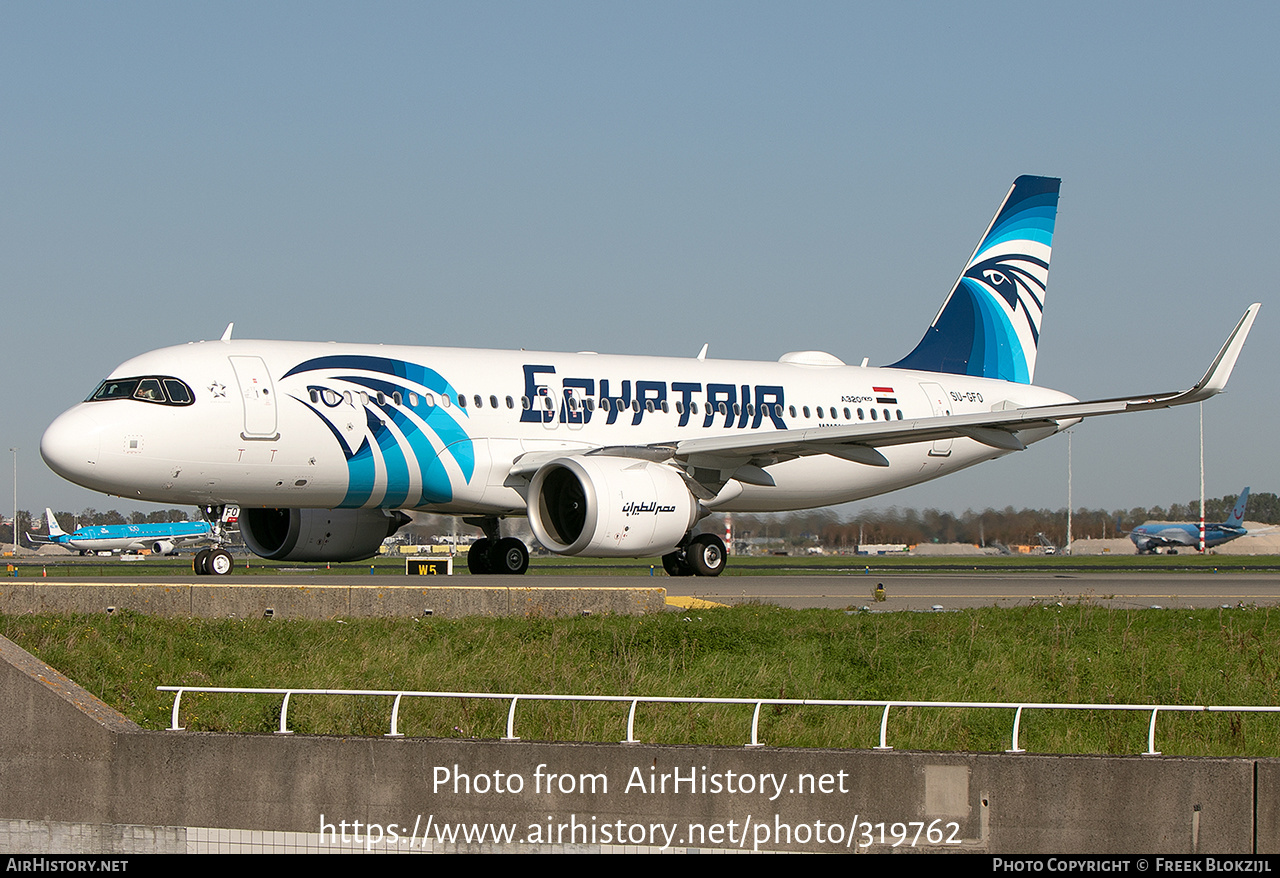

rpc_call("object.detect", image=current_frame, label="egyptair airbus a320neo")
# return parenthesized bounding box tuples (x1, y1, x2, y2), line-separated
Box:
(41, 176, 1260, 575)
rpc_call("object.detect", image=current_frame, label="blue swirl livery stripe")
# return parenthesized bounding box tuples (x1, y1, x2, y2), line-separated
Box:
(284, 355, 473, 508)
(337, 374, 470, 506)
(294, 397, 378, 506)
(889, 175, 1059, 384)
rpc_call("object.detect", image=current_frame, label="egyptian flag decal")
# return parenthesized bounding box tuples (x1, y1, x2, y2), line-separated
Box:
(873, 386, 898, 404)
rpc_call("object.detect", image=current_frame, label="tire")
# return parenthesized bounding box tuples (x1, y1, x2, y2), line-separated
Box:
(688, 533, 726, 577)
(193, 549, 211, 576)
(662, 550, 693, 577)
(208, 549, 234, 576)
(491, 538, 530, 575)
(467, 538, 493, 574)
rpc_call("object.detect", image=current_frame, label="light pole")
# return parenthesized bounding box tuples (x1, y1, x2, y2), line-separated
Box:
(1066, 431, 1072, 555)
(9, 448, 16, 556)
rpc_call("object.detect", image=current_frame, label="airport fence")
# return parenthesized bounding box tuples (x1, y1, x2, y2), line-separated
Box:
(156, 685, 1280, 754)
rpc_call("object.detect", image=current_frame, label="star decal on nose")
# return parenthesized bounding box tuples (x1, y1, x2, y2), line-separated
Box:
(208, 382, 227, 398)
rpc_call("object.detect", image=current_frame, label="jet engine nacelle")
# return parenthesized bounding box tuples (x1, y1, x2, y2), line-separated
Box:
(240, 508, 411, 562)
(527, 456, 699, 557)
(151, 540, 175, 555)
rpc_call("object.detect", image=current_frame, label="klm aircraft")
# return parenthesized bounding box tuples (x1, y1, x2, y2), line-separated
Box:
(31, 508, 212, 557)
(1129, 488, 1255, 554)
(40, 176, 1260, 576)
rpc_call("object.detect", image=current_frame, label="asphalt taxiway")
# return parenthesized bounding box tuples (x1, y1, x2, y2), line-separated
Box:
(9, 569, 1280, 613)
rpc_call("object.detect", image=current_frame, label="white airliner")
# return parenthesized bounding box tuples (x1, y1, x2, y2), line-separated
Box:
(29, 507, 212, 557)
(40, 176, 1259, 576)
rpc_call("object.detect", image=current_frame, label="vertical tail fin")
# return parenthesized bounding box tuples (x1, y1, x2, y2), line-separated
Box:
(1227, 487, 1250, 527)
(889, 175, 1061, 383)
(45, 508, 67, 537)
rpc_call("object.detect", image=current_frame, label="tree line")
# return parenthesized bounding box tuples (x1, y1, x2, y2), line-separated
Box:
(724, 491, 1276, 550)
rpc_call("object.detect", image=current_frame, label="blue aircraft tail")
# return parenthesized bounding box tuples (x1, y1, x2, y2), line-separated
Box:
(1227, 487, 1250, 527)
(889, 175, 1061, 384)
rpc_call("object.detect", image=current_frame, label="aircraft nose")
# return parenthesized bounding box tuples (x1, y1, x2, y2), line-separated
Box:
(41, 405, 104, 489)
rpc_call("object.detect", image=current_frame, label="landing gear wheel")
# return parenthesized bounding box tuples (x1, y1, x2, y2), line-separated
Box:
(491, 538, 529, 575)
(688, 533, 726, 577)
(193, 549, 211, 576)
(662, 550, 694, 577)
(467, 538, 493, 575)
(208, 549, 234, 576)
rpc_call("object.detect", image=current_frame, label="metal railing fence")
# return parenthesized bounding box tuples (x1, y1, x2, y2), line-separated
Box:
(157, 685, 1280, 755)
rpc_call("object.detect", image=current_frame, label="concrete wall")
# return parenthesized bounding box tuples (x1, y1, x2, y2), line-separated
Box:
(0, 581, 666, 619)
(0, 634, 1275, 854)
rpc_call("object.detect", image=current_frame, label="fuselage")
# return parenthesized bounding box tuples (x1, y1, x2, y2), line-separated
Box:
(1130, 523, 1247, 552)
(41, 339, 1077, 517)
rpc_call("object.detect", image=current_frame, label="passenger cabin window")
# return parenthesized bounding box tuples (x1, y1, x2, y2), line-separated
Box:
(87, 375, 195, 407)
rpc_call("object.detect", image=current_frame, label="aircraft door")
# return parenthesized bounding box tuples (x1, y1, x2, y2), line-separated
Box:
(229, 356, 280, 440)
(562, 387, 586, 431)
(919, 381, 952, 457)
(538, 386, 561, 431)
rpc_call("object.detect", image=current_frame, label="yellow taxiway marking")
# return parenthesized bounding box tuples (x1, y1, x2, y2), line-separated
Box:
(665, 595, 729, 609)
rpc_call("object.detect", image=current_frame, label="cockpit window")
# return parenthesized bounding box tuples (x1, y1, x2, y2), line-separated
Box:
(87, 375, 195, 407)
(134, 378, 165, 401)
(88, 379, 139, 401)
(163, 380, 193, 404)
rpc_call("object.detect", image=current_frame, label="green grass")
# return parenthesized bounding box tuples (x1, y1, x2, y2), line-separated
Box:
(4, 604, 1280, 756)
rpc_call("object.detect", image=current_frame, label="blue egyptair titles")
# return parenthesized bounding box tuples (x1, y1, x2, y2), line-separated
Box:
(520, 364, 789, 429)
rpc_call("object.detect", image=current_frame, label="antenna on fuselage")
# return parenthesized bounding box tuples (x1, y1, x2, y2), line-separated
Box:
(696, 343, 708, 361)
(220, 323, 234, 343)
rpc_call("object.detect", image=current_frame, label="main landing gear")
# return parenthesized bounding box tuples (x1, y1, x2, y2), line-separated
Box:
(464, 517, 530, 575)
(462, 518, 726, 577)
(193, 548, 235, 576)
(661, 533, 727, 577)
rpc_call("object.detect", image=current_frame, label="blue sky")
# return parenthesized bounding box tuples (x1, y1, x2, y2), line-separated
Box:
(4, 2, 1276, 521)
